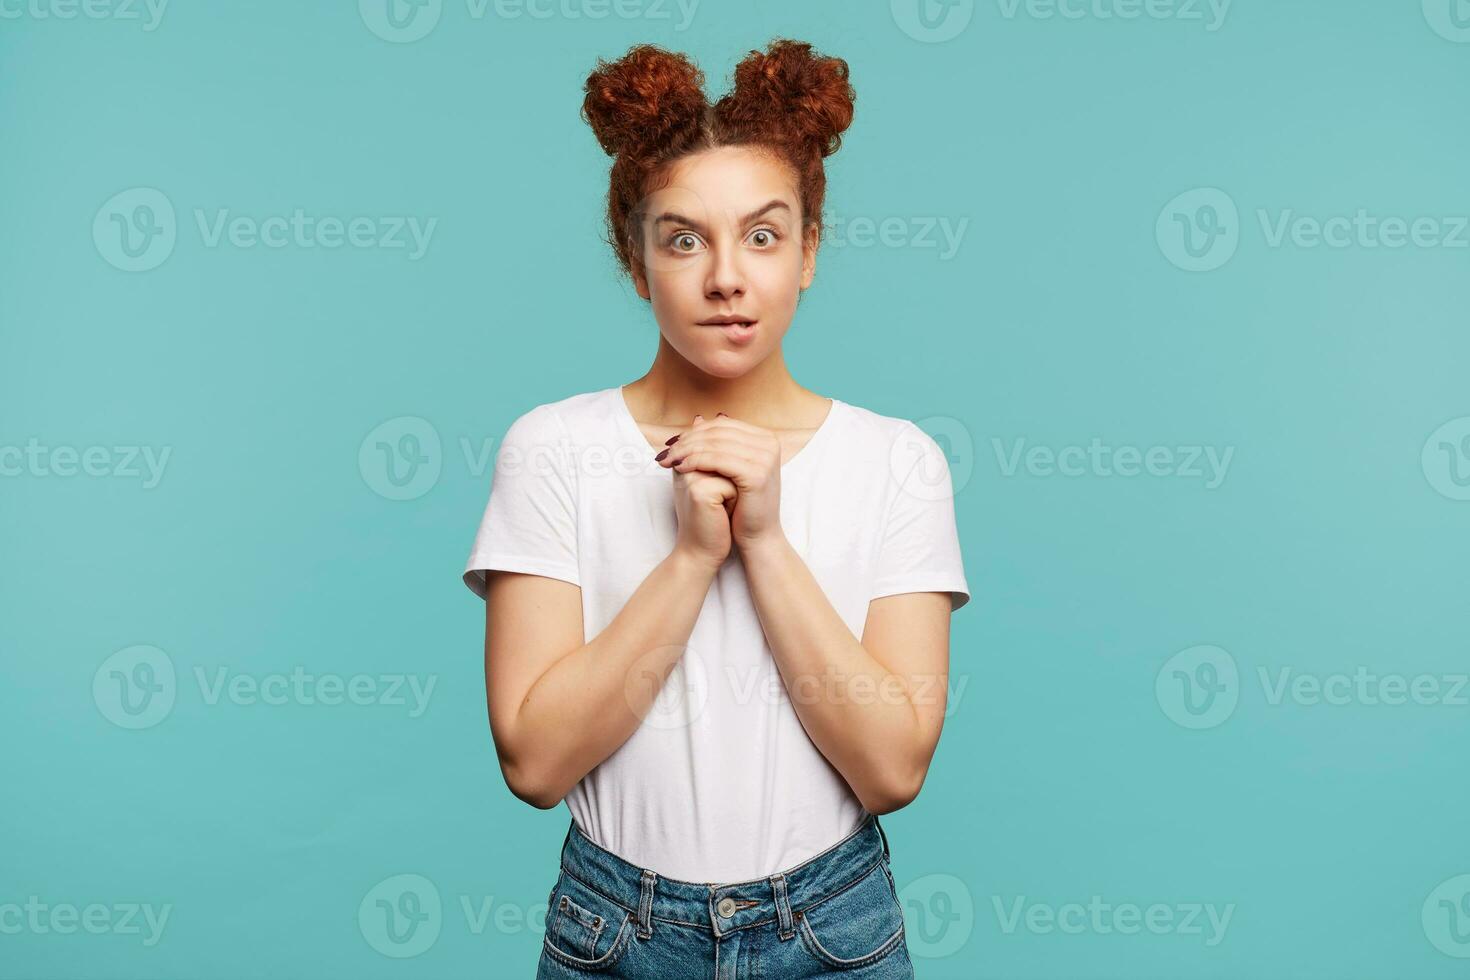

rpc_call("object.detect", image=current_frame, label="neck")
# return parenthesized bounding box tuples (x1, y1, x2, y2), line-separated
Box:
(624, 336, 823, 429)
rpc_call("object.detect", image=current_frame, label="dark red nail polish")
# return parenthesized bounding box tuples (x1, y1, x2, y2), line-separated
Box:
(665, 434, 680, 446)
(655, 449, 669, 461)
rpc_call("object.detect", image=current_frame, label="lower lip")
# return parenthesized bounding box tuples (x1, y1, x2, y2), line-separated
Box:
(712, 321, 756, 343)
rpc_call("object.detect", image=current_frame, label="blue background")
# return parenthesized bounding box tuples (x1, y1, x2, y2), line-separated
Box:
(3, 0, 1468, 976)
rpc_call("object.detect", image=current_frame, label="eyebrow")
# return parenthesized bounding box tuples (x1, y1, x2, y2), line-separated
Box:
(653, 199, 791, 232)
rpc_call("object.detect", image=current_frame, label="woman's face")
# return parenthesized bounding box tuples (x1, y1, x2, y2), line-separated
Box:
(631, 145, 817, 377)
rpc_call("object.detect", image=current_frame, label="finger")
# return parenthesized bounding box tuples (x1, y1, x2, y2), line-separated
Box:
(688, 416, 777, 452)
(670, 449, 767, 487)
(663, 413, 770, 446)
(679, 466, 737, 488)
(661, 413, 716, 447)
(703, 415, 772, 438)
(660, 435, 770, 471)
(684, 463, 737, 484)
(660, 430, 775, 463)
(678, 468, 738, 503)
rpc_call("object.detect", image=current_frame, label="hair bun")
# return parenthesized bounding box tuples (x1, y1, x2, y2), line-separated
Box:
(581, 44, 708, 158)
(719, 39, 855, 158)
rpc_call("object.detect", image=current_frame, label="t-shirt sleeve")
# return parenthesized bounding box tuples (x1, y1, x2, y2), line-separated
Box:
(869, 422, 971, 612)
(462, 405, 580, 599)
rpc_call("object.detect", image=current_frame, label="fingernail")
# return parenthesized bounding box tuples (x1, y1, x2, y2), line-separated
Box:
(693, 414, 703, 421)
(655, 449, 669, 461)
(716, 412, 727, 418)
(664, 434, 680, 446)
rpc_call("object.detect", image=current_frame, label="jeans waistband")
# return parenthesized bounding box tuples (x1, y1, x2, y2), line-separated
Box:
(556, 813, 892, 941)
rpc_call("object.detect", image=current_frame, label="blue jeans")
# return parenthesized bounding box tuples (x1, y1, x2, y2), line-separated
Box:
(536, 813, 915, 978)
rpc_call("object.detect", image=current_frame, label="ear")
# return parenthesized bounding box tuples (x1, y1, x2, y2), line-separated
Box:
(631, 262, 651, 301)
(799, 219, 820, 289)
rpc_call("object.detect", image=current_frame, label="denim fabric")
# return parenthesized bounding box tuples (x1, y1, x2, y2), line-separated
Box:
(536, 813, 914, 978)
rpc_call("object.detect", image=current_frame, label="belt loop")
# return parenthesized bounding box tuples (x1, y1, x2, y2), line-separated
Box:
(771, 872, 796, 941)
(636, 869, 657, 939)
(874, 813, 891, 862)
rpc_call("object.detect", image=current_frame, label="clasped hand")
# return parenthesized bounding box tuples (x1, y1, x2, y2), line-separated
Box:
(656, 412, 785, 553)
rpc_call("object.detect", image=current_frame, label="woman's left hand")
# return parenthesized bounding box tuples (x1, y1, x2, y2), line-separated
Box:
(657, 414, 785, 550)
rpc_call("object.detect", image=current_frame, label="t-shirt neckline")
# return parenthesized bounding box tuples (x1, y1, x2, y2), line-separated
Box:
(609, 385, 843, 474)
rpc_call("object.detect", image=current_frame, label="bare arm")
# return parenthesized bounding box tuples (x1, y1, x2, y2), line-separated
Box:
(652, 414, 959, 815)
(483, 547, 721, 809)
(739, 536, 954, 815)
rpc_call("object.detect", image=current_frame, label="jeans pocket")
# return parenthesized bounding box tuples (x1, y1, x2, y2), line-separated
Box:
(795, 860, 908, 970)
(542, 870, 634, 972)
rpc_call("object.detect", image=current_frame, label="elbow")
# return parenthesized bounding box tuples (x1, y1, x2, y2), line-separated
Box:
(505, 764, 564, 811)
(499, 751, 566, 811)
(860, 765, 926, 816)
(516, 785, 565, 811)
(491, 708, 566, 809)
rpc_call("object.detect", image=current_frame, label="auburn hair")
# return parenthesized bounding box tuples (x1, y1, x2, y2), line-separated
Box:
(581, 39, 856, 283)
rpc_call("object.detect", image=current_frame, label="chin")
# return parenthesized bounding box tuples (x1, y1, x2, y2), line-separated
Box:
(698, 356, 753, 378)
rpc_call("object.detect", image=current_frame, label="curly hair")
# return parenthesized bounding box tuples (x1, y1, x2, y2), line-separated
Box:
(581, 39, 856, 283)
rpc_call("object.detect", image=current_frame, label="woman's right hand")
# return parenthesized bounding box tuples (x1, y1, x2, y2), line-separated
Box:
(671, 463, 737, 571)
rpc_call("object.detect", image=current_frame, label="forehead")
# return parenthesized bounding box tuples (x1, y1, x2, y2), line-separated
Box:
(648, 146, 798, 219)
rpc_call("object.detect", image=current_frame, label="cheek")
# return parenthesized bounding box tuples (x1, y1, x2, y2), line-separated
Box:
(773, 246, 810, 297)
(644, 274, 703, 351)
(647, 273, 697, 327)
(760, 261, 804, 316)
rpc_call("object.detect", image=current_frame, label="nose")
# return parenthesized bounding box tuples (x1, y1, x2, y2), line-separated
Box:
(703, 238, 746, 302)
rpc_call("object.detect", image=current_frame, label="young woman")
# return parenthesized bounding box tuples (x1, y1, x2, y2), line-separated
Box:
(462, 38, 969, 979)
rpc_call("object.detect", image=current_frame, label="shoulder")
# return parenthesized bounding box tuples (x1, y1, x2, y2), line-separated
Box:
(501, 388, 613, 443)
(491, 390, 619, 488)
(832, 399, 942, 457)
(831, 400, 958, 506)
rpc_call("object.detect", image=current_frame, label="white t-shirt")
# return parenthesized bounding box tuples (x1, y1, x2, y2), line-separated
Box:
(462, 385, 970, 883)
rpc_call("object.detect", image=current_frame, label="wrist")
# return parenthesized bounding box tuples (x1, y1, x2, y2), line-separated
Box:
(669, 545, 727, 579)
(734, 531, 791, 563)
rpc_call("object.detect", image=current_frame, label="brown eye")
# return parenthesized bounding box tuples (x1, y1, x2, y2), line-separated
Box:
(672, 233, 700, 252)
(749, 228, 778, 247)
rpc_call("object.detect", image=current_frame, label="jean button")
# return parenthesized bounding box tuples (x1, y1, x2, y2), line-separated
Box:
(716, 897, 737, 918)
